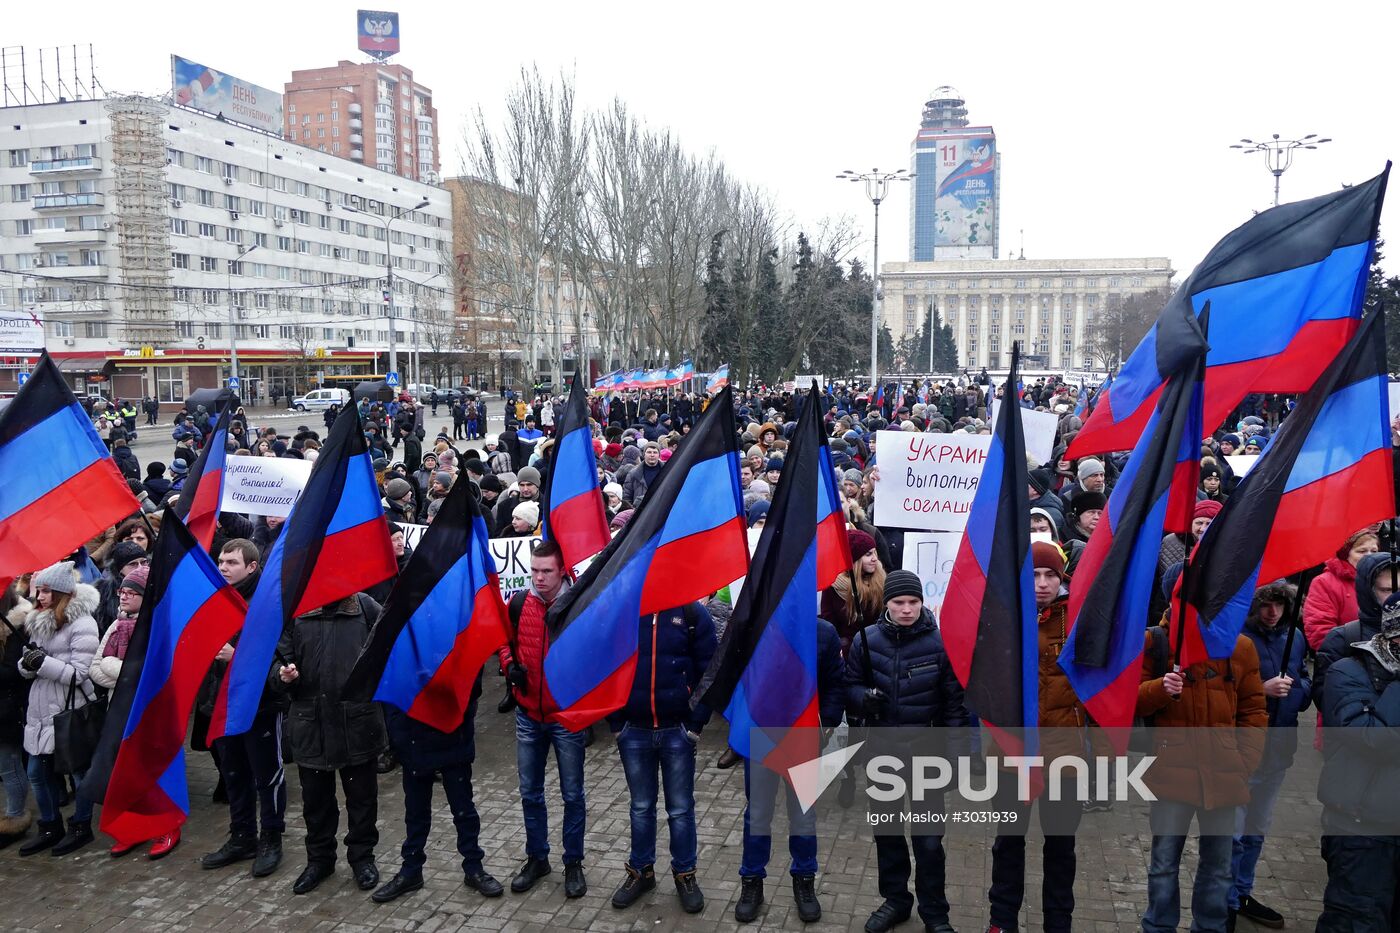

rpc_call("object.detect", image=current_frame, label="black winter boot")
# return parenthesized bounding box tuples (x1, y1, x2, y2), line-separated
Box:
(18, 818, 63, 857)
(50, 818, 94, 856)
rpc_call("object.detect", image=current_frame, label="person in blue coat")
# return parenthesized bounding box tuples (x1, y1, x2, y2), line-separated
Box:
(371, 672, 504, 904)
(1229, 580, 1312, 930)
(733, 617, 845, 925)
(843, 570, 971, 933)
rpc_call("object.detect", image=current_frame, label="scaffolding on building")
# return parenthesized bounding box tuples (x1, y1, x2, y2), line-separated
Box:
(105, 95, 172, 347)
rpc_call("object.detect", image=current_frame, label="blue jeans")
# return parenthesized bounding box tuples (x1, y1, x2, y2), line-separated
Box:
(1229, 767, 1287, 908)
(515, 710, 586, 863)
(0, 743, 28, 818)
(616, 724, 698, 874)
(27, 754, 90, 824)
(1143, 800, 1233, 933)
(741, 756, 817, 878)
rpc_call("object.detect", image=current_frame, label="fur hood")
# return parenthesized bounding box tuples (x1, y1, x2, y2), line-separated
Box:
(0, 596, 32, 646)
(25, 583, 99, 644)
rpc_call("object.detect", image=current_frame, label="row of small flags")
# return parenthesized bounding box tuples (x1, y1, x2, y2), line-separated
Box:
(0, 162, 1390, 839)
(592, 359, 697, 394)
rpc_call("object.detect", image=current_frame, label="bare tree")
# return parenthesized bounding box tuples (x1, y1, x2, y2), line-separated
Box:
(1083, 286, 1170, 371)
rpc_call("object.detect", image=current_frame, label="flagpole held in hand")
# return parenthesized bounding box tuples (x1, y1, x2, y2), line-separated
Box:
(1276, 569, 1318, 680)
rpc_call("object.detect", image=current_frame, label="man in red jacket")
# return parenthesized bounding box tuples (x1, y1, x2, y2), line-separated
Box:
(495, 540, 588, 900)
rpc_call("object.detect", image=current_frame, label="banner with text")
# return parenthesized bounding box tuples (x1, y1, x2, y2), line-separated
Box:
(990, 400, 1060, 464)
(871, 430, 991, 532)
(399, 526, 540, 596)
(219, 457, 314, 517)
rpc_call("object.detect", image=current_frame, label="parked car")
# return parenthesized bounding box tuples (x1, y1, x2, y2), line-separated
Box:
(291, 387, 351, 411)
(406, 383, 440, 401)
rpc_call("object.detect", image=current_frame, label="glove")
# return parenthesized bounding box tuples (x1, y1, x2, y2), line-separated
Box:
(19, 648, 46, 673)
(860, 687, 888, 720)
(506, 662, 528, 690)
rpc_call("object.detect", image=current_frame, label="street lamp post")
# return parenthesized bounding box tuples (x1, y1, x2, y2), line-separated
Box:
(837, 168, 913, 391)
(347, 197, 429, 384)
(228, 242, 258, 390)
(1230, 134, 1331, 207)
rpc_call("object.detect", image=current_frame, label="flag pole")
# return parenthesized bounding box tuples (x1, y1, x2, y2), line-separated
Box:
(1276, 569, 1318, 680)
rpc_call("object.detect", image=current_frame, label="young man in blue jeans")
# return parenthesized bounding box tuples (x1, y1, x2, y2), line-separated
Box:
(497, 540, 588, 899)
(608, 602, 717, 914)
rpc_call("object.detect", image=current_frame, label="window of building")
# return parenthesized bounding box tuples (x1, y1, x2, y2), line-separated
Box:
(83, 321, 108, 338)
(223, 163, 239, 181)
(198, 222, 216, 238)
(80, 249, 102, 267)
(317, 113, 326, 123)
(8, 149, 28, 167)
(170, 218, 188, 236)
(1109, 276, 1122, 287)
(206, 322, 222, 338)
(1015, 278, 1027, 288)
(197, 188, 214, 206)
(199, 256, 218, 272)
(171, 252, 191, 269)
(196, 156, 213, 173)
(174, 321, 195, 338)
(201, 289, 219, 304)
(155, 366, 185, 403)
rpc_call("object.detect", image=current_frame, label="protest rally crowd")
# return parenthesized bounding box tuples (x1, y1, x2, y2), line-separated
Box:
(0, 174, 1396, 933)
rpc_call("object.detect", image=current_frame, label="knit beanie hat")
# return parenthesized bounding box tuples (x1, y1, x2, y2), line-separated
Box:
(33, 561, 77, 595)
(384, 478, 413, 500)
(1194, 499, 1223, 521)
(517, 466, 542, 486)
(847, 529, 877, 561)
(746, 500, 771, 527)
(109, 541, 148, 573)
(883, 569, 924, 604)
(120, 564, 150, 594)
(1032, 541, 1066, 578)
(1077, 458, 1105, 482)
(513, 501, 540, 527)
(603, 482, 623, 500)
(432, 471, 453, 488)
(1220, 433, 1242, 449)
(1028, 468, 1052, 496)
(843, 468, 864, 486)
(479, 475, 503, 494)
(464, 458, 487, 476)
(1199, 462, 1222, 481)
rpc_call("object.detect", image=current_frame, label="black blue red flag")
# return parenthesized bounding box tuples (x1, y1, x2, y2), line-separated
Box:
(942, 346, 1038, 756)
(1068, 167, 1389, 459)
(543, 387, 748, 730)
(80, 513, 246, 846)
(173, 407, 231, 552)
(208, 404, 397, 740)
(1059, 306, 1208, 746)
(0, 353, 137, 583)
(695, 382, 849, 774)
(344, 475, 511, 730)
(1178, 309, 1395, 663)
(541, 375, 610, 569)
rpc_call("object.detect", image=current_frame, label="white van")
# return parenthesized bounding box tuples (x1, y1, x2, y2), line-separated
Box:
(291, 388, 351, 411)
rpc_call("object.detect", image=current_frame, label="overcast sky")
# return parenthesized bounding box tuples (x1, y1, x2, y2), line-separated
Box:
(9, 1, 1399, 278)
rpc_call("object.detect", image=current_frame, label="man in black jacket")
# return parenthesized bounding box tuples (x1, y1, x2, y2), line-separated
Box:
(371, 673, 505, 903)
(844, 570, 970, 933)
(199, 539, 288, 879)
(733, 617, 845, 924)
(608, 602, 717, 915)
(271, 592, 387, 895)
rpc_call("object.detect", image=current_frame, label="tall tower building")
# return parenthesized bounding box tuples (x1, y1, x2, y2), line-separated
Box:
(909, 87, 998, 262)
(283, 61, 440, 183)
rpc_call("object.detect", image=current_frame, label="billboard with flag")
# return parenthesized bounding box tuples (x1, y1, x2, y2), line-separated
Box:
(171, 55, 284, 137)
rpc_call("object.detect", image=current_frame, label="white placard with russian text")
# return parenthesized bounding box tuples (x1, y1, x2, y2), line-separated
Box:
(218, 457, 314, 517)
(871, 430, 992, 532)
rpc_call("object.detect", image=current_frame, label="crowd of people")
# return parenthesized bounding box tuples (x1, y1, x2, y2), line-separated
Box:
(0, 372, 1395, 933)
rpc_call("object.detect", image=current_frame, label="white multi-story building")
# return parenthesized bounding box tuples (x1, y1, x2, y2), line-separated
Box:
(0, 96, 451, 404)
(880, 256, 1174, 372)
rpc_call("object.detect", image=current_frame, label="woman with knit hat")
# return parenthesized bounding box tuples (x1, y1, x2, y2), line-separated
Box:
(1148, 500, 1222, 628)
(1304, 526, 1379, 651)
(820, 530, 886, 653)
(17, 562, 100, 857)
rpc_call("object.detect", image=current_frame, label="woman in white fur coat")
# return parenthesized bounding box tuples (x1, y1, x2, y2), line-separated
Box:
(17, 561, 99, 857)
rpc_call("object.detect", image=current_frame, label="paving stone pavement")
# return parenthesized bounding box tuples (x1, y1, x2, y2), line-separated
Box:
(3, 702, 1328, 932)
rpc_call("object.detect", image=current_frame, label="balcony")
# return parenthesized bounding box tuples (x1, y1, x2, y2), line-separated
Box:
(33, 261, 107, 277)
(33, 192, 104, 210)
(348, 118, 363, 131)
(348, 134, 364, 146)
(33, 226, 108, 245)
(349, 149, 364, 161)
(30, 156, 102, 175)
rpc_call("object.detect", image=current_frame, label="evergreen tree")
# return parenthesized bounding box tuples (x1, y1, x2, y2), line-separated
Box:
(699, 232, 736, 368)
(1363, 241, 1400, 371)
(751, 247, 783, 384)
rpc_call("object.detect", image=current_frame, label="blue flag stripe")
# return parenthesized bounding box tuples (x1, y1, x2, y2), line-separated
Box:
(549, 427, 598, 507)
(657, 455, 742, 547)
(0, 402, 106, 522)
(1282, 376, 1388, 494)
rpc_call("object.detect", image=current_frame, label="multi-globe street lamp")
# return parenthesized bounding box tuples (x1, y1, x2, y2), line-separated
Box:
(1230, 134, 1332, 207)
(837, 168, 913, 391)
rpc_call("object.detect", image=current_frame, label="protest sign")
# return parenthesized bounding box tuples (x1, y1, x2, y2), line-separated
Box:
(399, 525, 541, 596)
(1225, 454, 1259, 479)
(990, 400, 1059, 464)
(219, 457, 313, 517)
(871, 430, 992, 532)
(902, 531, 963, 613)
